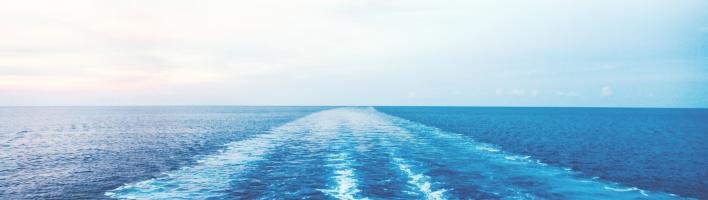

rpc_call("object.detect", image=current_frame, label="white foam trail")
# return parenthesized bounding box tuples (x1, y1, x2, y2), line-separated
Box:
(313, 108, 373, 200)
(106, 107, 686, 200)
(321, 153, 367, 200)
(106, 135, 280, 199)
(393, 157, 447, 200)
(371, 108, 680, 199)
(350, 109, 448, 199)
(105, 111, 323, 199)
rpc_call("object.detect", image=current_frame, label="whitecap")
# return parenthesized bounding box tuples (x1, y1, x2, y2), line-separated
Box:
(392, 157, 448, 200)
(603, 186, 649, 196)
(476, 145, 501, 152)
(504, 155, 531, 161)
(535, 160, 548, 166)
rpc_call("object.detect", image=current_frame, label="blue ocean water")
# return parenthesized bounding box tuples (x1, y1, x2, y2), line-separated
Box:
(377, 107, 708, 199)
(1, 106, 705, 199)
(0, 106, 328, 199)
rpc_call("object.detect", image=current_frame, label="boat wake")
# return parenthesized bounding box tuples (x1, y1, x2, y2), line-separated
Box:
(107, 107, 690, 200)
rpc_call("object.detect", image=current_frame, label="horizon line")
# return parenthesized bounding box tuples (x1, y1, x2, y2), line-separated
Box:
(1, 105, 706, 109)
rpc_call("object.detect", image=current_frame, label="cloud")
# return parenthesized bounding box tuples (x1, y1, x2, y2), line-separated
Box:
(556, 91, 579, 97)
(601, 86, 613, 96)
(0, 0, 706, 106)
(495, 89, 540, 97)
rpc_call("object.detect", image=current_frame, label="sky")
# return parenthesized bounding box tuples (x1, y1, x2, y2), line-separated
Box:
(1, 0, 707, 107)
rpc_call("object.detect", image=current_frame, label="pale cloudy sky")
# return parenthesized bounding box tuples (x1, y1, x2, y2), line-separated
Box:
(1, 0, 707, 107)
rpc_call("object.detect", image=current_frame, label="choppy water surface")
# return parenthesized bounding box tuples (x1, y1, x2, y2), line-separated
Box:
(0, 106, 327, 199)
(1, 107, 704, 199)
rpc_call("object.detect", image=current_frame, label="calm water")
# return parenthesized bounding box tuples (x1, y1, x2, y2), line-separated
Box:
(1, 106, 705, 199)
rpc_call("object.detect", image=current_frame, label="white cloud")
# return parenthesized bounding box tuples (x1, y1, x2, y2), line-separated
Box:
(556, 91, 579, 97)
(494, 89, 541, 97)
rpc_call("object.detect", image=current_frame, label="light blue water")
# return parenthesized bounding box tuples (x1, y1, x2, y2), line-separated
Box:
(1, 107, 703, 199)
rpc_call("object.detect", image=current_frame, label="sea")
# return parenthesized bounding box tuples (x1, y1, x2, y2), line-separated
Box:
(0, 106, 706, 199)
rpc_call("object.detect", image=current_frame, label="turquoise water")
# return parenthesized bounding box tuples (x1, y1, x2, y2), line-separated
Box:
(1, 106, 704, 199)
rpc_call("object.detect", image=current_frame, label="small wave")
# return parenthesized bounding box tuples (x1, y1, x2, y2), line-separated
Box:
(475, 145, 501, 152)
(3, 130, 31, 145)
(392, 157, 447, 200)
(504, 155, 531, 161)
(504, 154, 548, 166)
(535, 160, 548, 166)
(604, 186, 649, 196)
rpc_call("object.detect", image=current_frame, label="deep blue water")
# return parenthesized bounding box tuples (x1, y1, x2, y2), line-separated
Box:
(377, 107, 708, 199)
(1, 106, 705, 199)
